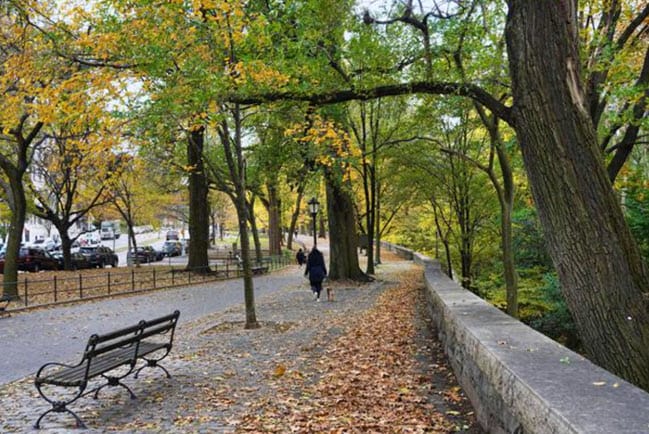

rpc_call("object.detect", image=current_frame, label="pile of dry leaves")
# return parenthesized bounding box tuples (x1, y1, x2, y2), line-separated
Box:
(236, 268, 480, 433)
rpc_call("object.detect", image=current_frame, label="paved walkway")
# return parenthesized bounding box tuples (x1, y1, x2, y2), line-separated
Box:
(0, 251, 481, 433)
(0, 269, 303, 385)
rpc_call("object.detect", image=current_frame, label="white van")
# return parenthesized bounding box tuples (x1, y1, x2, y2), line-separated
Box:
(100, 227, 115, 240)
(100, 221, 121, 239)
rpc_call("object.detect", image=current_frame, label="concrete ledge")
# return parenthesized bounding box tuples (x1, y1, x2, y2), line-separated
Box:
(382, 242, 649, 433)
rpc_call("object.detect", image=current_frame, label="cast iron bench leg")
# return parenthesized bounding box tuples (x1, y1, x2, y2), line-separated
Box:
(34, 384, 87, 429)
(134, 357, 171, 379)
(92, 375, 137, 400)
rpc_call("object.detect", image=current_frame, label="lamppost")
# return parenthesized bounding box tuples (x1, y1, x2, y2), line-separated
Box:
(308, 197, 320, 249)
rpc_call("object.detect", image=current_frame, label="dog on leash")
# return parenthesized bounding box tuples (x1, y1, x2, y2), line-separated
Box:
(326, 286, 334, 302)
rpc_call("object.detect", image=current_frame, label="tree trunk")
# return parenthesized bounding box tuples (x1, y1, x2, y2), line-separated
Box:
(217, 104, 259, 329)
(209, 107, 260, 329)
(2, 178, 26, 298)
(363, 157, 376, 275)
(501, 197, 518, 317)
(267, 182, 282, 256)
(325, 177, 367, 281)
(506, 1, 649, 389)
(236, 192, 258, 328)
(374, 182, 382, 266)
(127, 223, 139, 266)
(187, 127, 210, 272)
(247, 196, 262, 263)
(58, 229, 74, 270)
(287, 185, 305, 250)
(494, 139, 518, 317)
(458, 194, 473, 290)
(318, 215, 326, 239)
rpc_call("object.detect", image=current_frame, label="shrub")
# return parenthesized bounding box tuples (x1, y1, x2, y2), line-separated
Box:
(527, 273, 581, 351)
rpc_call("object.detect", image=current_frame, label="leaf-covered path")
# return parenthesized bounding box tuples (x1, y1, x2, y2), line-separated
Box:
(235, 264, 482, 433)
(0, 259, 482, 433)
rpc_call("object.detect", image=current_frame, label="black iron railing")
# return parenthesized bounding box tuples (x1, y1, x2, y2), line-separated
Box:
(0, 253, 292, 312)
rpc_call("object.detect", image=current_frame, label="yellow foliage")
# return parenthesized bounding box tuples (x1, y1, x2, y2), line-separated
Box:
(284, 115, 361, 178)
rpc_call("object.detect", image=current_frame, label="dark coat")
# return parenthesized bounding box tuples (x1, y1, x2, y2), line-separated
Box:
(296, 249, 306, 265)
(304, 248, 327, 283)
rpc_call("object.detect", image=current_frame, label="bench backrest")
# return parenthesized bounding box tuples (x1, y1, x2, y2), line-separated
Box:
(137, 310, 180, 352)
(84, 322, 144, 360)
(82, 310, 180, 366)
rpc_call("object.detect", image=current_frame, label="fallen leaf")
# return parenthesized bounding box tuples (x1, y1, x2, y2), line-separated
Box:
(273, 364, 287, 378)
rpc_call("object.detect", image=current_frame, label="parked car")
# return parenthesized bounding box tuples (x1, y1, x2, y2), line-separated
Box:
(30, 238, 57, 252)
(52, 251, 92, 270)
(0, 247, 60, 273)
(148, 245, 165, 261)
(79, 246, 118, 268)
(161, 241, 182, 257)
(127, 246, 160, 264)
(166, 230, 179, 241)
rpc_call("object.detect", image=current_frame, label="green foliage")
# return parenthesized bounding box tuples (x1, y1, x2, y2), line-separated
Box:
(512, 206, 553, 270)
(481, 267, 580, 350)
(527, 273, 581, 351)
(385, 206, 438, 257)
(623, 183, 649, 261)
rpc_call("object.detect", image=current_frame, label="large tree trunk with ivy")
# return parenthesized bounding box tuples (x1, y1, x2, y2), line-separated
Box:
(325, 177, 367, 281)
(186, 127, 210, 271)
(507, 1, 649, 389)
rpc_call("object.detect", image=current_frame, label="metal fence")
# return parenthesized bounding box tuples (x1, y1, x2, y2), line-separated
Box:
(1, 253, 292, 312)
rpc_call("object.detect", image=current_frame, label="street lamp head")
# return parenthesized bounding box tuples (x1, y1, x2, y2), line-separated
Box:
(308, 197, 320, 216)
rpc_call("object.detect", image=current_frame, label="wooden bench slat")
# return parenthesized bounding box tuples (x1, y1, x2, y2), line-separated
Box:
(37, 347, 137, 386)
(138, 340, 169, 356)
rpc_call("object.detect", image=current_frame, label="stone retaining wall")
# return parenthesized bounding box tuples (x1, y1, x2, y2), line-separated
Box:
(382, 242, 649, 433)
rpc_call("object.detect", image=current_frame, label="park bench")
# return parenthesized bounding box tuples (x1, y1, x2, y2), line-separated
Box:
(236, 264, 269, 275)
(33, 310, 180, 429)
(252, 264, 269, 275)
(0, 294, 14, 317)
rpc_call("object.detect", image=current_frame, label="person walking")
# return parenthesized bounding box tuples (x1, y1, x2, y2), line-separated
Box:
(304, 247, 327, 301)
(296, 248, 306, 267)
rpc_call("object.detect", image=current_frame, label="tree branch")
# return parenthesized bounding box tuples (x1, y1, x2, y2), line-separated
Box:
(225, 80, 513, 126)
